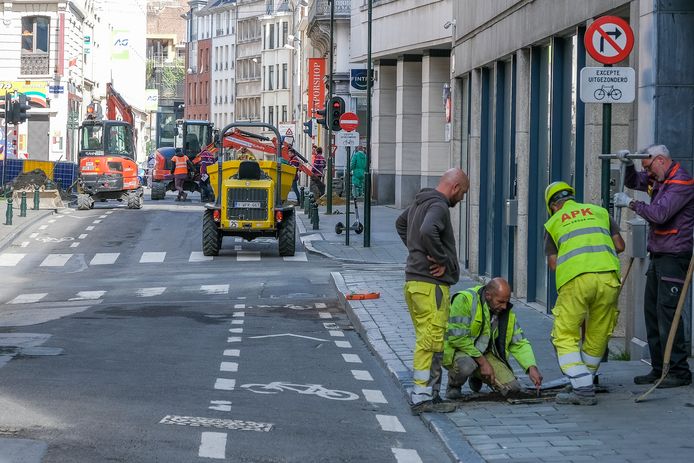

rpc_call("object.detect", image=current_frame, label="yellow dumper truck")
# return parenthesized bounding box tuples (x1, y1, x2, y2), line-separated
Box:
(202, 122, 298, 257)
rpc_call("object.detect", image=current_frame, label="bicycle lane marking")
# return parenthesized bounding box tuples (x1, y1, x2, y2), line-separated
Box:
(322, 311, 423, 462)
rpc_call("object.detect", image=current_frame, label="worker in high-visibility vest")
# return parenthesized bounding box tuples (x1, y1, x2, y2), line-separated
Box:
(171, 149, 192, 201)
(544, 181, 625, 405)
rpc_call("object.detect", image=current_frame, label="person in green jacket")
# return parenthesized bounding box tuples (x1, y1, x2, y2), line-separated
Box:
(444, 278, 543, 399)
(350, 145, 367, 198)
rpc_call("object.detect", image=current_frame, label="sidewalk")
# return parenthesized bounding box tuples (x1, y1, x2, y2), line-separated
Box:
(0, 200, 56, 251)
(297, 202, 694, 463)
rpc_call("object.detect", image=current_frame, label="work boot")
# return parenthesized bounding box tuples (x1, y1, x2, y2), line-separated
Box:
(555, 391, 597, 406)
(445, 386, 463, 400)
(182, 192, 188, 201)
(634, 370, 661, 385)
(656, 373, 692, 389)
(468, 376, 483, 393)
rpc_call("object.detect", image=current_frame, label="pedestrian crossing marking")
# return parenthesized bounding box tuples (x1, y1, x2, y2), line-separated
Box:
(391, 448, 423, 463)
(85, 226, 95, 231)
(201, 284, 229, 295)
(140, 252, 166, 263)
(227, 337, 242, 343)
(93, 220, 102, 224)
(79, 234, 88, 239)
(282, 252, 308, 262)
(214, 378, 236, 391)
(189, 251, 213, 262)
(40, 254, 72, 267)
(237, 251, 260, 261)
(70, 242, 80, 248)
(90, 253, 119, 265)
(223, 349, 240, 357)
(220, 362, 238, 372)
(329, 330, 345, 337)
(228, 328, 243, 333)
(0, 253, 26, 266)
(136, 287, 166, 297)
(342, 353, 362, 363)
(351, 370, 373, 381)
(70, 291, 106, 301)
(9, 293, 47, 304)
(376, 415, 405, 433)
(362, 389, 388, 404)
(335, 341, 352, 348)
(315, 303, 328, 309)
(319, 312, 332, 319)
(231, 319, 244, 325)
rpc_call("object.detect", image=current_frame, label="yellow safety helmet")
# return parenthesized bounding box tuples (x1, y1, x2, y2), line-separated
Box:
(544, 181, 575, 215)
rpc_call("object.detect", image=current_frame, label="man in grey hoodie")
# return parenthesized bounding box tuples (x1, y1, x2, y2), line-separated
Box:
(396, 168, 470, 415)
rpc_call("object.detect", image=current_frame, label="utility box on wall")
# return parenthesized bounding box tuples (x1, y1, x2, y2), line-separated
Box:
(626, 218, 648, 258)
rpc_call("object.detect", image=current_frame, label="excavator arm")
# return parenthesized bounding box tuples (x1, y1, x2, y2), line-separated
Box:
(106, 82, 135, 124)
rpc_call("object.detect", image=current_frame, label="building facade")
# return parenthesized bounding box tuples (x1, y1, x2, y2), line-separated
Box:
(209, 0, 237, 129)
(260, 1, 292, 138)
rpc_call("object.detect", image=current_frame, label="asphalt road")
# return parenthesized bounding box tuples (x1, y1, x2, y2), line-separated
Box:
(0, 193, 450, 462)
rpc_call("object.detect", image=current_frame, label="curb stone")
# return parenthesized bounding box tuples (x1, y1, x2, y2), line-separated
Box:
(331, 271, 485, 463)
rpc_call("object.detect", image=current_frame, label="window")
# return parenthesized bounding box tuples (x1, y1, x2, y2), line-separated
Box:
(263, 24, 266, 49)
(282, 22, 288, 48)
(269, 23, 275, 49)
(268, 66, 274, 90)
(282, 63, 287, 89)
(21, 16, 49, 53)
(276, 64, 279, 90)
(262, 66, 266, 90)
(281, 105, 287, 124)
(268, 106, 274, 126)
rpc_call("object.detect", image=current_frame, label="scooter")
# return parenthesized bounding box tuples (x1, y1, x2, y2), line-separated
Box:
(335, 195, 364, 235)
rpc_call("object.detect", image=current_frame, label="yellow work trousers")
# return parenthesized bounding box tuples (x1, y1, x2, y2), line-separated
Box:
(551, 272, 620, 391)
(404, 281, 450, 404)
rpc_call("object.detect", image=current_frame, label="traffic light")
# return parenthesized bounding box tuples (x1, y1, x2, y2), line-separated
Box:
(329, 96, 345, 132)
(316, 106, 327, 128)
(12, 93, 31, 124)
(303, 120, 313, 138)
(86, 102, 102, 120)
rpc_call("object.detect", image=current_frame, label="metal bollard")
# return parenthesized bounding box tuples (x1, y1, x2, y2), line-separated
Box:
(33, 186, 40, 210)
(5, 196, 13, 225)
(311, 201, 319, 230)
(20, 191, 27, 217)
(299, 186, 305, 206)
(304, 192, 312, 214)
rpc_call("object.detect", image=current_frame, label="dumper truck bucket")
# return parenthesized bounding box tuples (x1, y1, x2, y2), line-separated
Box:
(13, 188, 65, 210)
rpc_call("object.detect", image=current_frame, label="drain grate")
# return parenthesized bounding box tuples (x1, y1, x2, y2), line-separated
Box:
(159, 415, 273, 432)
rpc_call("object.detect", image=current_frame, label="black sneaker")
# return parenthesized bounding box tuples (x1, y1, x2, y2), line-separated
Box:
(410, 399, 457, 416)
(468, 376, 483, 393)
(634, 370, 661, 385)
(656, 374, 692, 389)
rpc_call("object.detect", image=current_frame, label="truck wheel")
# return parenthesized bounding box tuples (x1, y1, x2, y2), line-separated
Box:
(278, 212, 296, 257)
(202, 210, 221, 256)
(77, 194, 93, 210)
(151, 182, 166, 200)
(127, 192, 143, 209)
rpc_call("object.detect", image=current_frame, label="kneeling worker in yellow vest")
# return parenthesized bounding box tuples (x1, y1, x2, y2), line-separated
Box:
(444, 278, 543, 399)
(544, 181, 625, 405)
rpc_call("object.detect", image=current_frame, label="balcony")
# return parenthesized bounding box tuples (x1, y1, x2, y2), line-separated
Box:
(21, 53, 49, 76)
(307, 0, 351, 55)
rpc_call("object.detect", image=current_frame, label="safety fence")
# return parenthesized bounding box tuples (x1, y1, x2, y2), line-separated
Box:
(0, 159, 79, 191)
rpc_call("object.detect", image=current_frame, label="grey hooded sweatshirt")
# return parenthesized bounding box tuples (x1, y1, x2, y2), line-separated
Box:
(395, 188, 460, 286)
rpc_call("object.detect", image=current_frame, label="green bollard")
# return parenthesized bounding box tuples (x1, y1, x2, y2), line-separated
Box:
(33, 186, 40, 210)
(304, 192, 311, 214)
(312, 202, 319, 230)
(20, 191, 27, 217)
(299, 186, 305, 206)
(5, 197, 13, 225)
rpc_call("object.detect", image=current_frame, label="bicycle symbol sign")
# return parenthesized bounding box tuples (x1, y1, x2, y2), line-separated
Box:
(579, 67, 635, 104)
(240, 382, 359, 401)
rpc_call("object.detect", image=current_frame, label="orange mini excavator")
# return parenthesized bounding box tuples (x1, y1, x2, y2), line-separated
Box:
(76, 83, 143, 210)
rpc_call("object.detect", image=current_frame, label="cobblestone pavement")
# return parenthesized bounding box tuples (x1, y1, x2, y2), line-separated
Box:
(297, 202, 694, 463)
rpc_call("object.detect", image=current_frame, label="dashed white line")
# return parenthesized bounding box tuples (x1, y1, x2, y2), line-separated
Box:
(39, 225, 47, 230)
(20, 241, 29, 248)
(209, 400, 232, 412)
(85, 226, 95, 231)
(140, 252, 166, 263)
(223, 349, 240, 357)
(70, 291, 106, 301)
(391, 448, 423, 463)
(342, 353, 362, 363)
(99, 215, 108, 219)
(220, 362, 238, 372)
(90, 253, 119, 265)
(136, 287, 166, 297)
(237, 251, 260, 261)
(227, 337, 242, 343)
(233, 311, 245, 317)
(328, 330, 344, 337)
(70, 242, 80, 248)
(79, 234, 88, 239)
(190, 251, 214, 262)
(376, 415, 406, 433)
(214, 378, 236, 391)
(362, 389, 388, 404)
(29, 233, 38, 239)
(231, 319, 244, 325)
(315, 302, 327, 309)
(48, 219, 56, 223)
(199, 432, 227, 459)
(233, 304, 245, 309)
(8, 293, 47, 304)
(282, 252, 308, 262)
(105, 211, 113, 214)
(318, 312, 332, 319)
(228, 328, 243, 333)
(40, 254, 72, 267)
(335, 340, 352, 348)
(351, 370, 374, 381)
(93, 219, 102, 224)
(0, 253, 26, 266)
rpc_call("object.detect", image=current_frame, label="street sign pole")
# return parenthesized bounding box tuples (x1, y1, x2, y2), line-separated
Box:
(2, 93, 9, 188)
(364, 0, 373, 247)
(602, 70, 612, 212)
(326, 0, 335, 215)
(345, 146, 351, 246)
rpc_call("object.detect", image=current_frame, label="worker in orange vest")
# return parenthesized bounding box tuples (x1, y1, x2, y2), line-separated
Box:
(171, 149, 193, 201)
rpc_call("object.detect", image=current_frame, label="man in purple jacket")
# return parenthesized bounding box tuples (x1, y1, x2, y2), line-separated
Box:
(613, 144, 694, 388)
